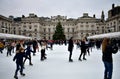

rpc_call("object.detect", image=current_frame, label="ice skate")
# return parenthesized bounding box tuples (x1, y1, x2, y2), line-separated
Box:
(20, 73, 25, 76)
(29, 63, 33, 66)
(69, 59, 73, 62)
(78, 58, 82, 61)
(14, 75, 18, 79)
(83, 58, 87, 60)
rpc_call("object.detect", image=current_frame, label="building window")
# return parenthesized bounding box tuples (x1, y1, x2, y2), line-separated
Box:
(23, 25, 26, 28)
(5, 30, 7, 33)
(34, 29, 37, 31)
(110, 23, 112, 26)
(91, 25, 94, 28)
(53, 28, 55, 31)
(34, 25, 37, 28)
(29, 26, 32, 29)
(2, 22, 4, 25)
(68, 36, 69, 39)
(5, 23, 7, 26)
(86, 25, 89, 28)
(29, 34, 32, 37)
(44, 28, 46, 32)
(48, 28, 50, 32)
(72, 28, 74, 32)
(49, 36, 50, 40)
(68, 28, 70, 32)
(80, 25, 83, 27)
(119, 26, 120, 31)
(114, 21, 116, 24)
(14, 31, 16, 34)
(97, 27, 99, 29)
(81, 22, 83, 24)
(2, 29, 4, 33)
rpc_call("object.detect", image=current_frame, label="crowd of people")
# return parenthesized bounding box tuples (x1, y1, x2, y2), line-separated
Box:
(0, 37, 120, 79)
(68, 37, 119, 79)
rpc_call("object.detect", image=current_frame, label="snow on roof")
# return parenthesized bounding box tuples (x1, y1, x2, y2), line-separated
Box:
(88, 32, 120, 39)
(0, 33, 32, 40)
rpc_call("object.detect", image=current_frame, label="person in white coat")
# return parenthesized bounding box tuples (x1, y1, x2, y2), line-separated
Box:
(40, 41, 47, 61)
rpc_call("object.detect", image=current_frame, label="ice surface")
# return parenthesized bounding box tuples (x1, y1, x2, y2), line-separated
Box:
(0, 44, 120, 79)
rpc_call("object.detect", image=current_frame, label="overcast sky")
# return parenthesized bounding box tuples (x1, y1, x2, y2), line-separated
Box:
(0, 0, 120, 19)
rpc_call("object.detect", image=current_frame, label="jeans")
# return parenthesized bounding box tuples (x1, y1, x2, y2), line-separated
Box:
(69, 50, 73, 60)
(15, 63, 24, 76)
(103, 61, 113, 79)
(0, 48, 3, 53)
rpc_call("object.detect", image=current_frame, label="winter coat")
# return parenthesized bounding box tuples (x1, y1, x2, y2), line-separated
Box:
(13, 52, 27, 64)
(16, 43, 21, 52)
(7, 44, 12, 51)
(0, 42, 4, 48)
(102, 44, 113, 63)
(33, 40, 37, 48)
(25, 46, 33, 55)
(80, 41, 86, 52)
(68, 39, 74, 52)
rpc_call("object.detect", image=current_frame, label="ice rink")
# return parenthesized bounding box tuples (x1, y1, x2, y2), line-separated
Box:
(0, 44, 120, 79)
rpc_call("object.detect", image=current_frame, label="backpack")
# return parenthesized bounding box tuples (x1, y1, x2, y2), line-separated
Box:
(112, 44, 118, 54)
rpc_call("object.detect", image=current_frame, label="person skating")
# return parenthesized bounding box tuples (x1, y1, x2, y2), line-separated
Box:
(68, 37, 74, 62)
(23, 43, 34, 66)
(85, 38, 90, 56)
(40, 41, 47, 61)
(6, 42, 12, 56)
(78, 38, 87, 61)
(32, 39, 38, 56)
(13, 47, 27, 79)
(0, 41, 4, 54)
(11, 41, 16, 53)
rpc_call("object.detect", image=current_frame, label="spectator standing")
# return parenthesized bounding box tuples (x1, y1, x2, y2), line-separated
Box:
(68, 37, 74, 62)
(102, 37, 117, 79)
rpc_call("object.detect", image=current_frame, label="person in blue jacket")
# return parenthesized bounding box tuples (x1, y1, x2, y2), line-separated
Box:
(23, 44, 33, 66)
(13, 47, 27, 79)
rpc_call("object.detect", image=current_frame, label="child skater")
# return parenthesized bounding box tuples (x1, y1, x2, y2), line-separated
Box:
(23, 43, 33, 66)
(13, 47, 28, 79)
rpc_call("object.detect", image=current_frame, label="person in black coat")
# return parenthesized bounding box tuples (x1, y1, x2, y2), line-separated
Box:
(68, 37, 74, 62)
(6, 43, 12, 56)
(23, 44, 33, 66)
(13, 47, 27, 79)
(32, 40, 38, 56)
(78, 38, 87, 61)
(102, 38, 118, 79)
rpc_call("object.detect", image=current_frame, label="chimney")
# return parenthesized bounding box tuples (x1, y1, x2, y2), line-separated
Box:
(112, 4, 115, 9)
(93, 14, 96, 18)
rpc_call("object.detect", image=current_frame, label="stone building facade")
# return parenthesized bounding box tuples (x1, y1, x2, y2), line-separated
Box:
(106, 4, 120, 33)
(0, 4, 119, 40)
(0, 15, 12, 34)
